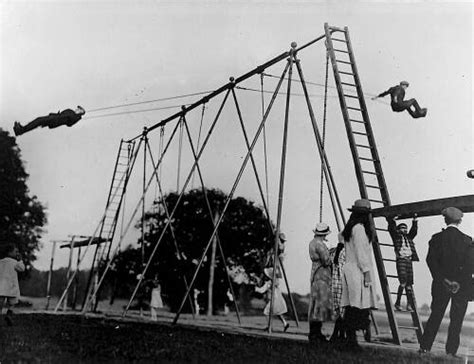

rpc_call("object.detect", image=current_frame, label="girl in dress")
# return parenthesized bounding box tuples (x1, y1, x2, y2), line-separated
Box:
(0, 244, 25, 326)
(150, 276, 163, 321)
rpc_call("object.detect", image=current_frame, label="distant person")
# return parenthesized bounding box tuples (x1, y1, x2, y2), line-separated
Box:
(372, 81, 427, 118)
(0, 244, 25, 326)
(307, 223, 333, 344)
(387, 215, 419, 311)
(340, 199, 377, 351)
(13, 106, 86, 136)
(255, 267, 289, 332)
(264, 231, 287, 278)
(419, 207, 472, 358)
(150, 276, 163, 322)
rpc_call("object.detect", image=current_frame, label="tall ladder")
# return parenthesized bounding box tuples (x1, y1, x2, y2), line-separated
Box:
(324, 23, 423, 345)
(82, 139, 135, 310)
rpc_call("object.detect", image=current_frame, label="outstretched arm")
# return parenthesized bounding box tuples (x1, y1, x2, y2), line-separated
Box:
(371, 88, 391, 100)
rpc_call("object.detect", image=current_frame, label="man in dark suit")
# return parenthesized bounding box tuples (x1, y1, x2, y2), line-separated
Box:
(419, 207, 472, 357)
(13, 106, 85, 136)
(372, 81, 427, 118)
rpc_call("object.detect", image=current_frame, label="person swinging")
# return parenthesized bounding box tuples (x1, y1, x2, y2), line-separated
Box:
(372, 81, 427, 118)
(13, 106, 86, 136)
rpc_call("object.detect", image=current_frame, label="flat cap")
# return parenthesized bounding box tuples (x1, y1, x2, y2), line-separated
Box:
(442, 207, 463, 222)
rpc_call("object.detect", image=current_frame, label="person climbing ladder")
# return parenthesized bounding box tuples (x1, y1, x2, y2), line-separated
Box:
(372, 81, 427, 118)
(13, 106, 86, 136)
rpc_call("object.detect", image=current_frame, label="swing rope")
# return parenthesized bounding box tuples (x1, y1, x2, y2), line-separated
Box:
(319, 51, 329, 223)
(260, 73, 270, 210)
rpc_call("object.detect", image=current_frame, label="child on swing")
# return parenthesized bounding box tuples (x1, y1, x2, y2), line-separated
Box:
(0, 244, 25, 326)
(255, 267, 289, 332)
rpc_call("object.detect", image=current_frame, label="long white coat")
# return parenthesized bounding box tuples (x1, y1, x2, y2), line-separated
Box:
(341, 224, 377, 309)
(0, 257, 25, 298)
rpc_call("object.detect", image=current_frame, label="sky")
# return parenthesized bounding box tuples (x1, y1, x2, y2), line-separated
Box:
(0, 1, 472, 312)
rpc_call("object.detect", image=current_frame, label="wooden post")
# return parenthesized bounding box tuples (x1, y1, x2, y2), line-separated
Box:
(207, 212, 218, 316)
(63, 236, 76, 311)
(45, 241, 57, 310)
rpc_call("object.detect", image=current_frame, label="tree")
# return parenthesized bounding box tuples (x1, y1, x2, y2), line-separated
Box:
(0, 128, 47, 270)
(112, 188, 274, 313)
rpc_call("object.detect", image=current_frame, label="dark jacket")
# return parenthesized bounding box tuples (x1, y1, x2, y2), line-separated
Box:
(388, 218, 419, 261)
(46, 109, 82, 128)
(378, 85, 405, 110)
(426, 226, 472, 288)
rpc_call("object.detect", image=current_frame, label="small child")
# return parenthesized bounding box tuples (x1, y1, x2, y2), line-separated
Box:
(255, 267, 289, 332)
(150, 276, 163, 322)
(0, 244, 25, 326)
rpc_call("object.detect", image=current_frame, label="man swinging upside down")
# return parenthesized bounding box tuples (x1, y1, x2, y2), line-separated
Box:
(13, 106, 86, 136)
(372, 81, 427, 118)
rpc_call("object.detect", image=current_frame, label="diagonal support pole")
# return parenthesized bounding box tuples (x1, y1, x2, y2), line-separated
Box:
(172, 61, 291, 325)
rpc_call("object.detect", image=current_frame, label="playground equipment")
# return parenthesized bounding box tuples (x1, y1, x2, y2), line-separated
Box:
(54, 23, 473, 345)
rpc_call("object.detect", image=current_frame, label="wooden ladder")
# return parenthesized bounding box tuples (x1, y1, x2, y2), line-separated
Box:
(324, 23, 423, 345)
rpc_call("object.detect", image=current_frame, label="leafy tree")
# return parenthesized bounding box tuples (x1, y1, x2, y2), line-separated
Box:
(112, 188, 274, 313)
(0, 128, 47, 270)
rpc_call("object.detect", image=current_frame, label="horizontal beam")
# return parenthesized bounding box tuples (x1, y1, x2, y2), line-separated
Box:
(371, 194, 474, 219)
(60, 237, 109, 249)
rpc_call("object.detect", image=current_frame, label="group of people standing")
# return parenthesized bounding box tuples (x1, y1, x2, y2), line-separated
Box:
(308, 199, 376, 350)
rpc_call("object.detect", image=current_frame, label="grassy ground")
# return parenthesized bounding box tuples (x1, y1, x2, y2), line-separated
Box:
(0, 313, 465, 363)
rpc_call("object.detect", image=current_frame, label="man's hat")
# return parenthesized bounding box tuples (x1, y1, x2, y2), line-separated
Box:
(400, 81, 410, 86)
(313, 222, 331, 236)
(397, 223, 408, 229)
(442, 207, 463, 222)
(348, 199, 371, 213)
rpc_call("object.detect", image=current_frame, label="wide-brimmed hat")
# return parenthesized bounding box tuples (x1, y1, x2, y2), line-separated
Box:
(442, 207, 463, 222)
(348, 199, 371, 213)
(313, 222, 331, 236)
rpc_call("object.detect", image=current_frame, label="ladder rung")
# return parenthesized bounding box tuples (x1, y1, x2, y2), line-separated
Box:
(349, 119, 365, 124)
(375, 227, 388, 231)
(384, 258, 397, 262)
(391, 291, 406, 296)
(368, 198, 385, 204)
(336, 59, 352, 65)
(347, 106, 361, 111)
(339, 71, 354, 76)
(334, 48, 349, 54)
(343, 94, 359, 99)
(353, 131, 367, 136)
(341, 82, 357, 87)
(378, 243, 394, 247)
(329, 26, 347, 33)
(399, 326, 419, 330)
(331, 38, 347, 43)
(365, 184, 381, 189)
(356, 144, 372, 149)
(386, 274, 399, 279)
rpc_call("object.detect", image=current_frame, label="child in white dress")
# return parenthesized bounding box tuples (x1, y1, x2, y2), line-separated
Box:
(150, 277, 163, 321)
(0, 244, 25, 326)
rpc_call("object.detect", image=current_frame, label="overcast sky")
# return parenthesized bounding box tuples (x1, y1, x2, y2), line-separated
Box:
(1, 1, 472, 311)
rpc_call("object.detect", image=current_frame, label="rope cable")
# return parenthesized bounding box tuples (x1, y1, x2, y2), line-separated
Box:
(177, 118, 184, 192)
(191, 103, 206, 188)
(260, 74, 270, 211)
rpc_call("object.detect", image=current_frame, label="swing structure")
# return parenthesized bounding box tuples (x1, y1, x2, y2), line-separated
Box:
(53, 23, 474, 345)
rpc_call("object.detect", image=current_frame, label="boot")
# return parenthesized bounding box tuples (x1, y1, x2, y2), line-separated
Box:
(308, 321, 326, 344)
(330, 317, 344, 344)
(394, 285, 404, 311)
(346, 329, 361, 351)
(5, 309, 13, 326)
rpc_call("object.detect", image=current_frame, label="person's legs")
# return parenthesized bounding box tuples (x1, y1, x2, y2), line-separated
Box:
(395, 258, 407, 309)
(150, 307, 157, 321)
(445, 295, 468, 355)
(420, 282, 450, 351)
(278, 315, 289, 331)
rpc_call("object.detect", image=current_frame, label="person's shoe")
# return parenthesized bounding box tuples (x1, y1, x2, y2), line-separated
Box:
(446, 352, 462, 359)
(363, 327, 371, 342)
(394, 303, 402, 311)
(13, 122, 23, 136)
(5, 309, 13, 326)
(406, 304, 414, 312)
(283, 323, 290, 332)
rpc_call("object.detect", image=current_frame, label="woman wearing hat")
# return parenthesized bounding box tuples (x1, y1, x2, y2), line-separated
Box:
(308, 222, 333, 344)
(340, 199, 377, 350)
(255, 267, 289, 332)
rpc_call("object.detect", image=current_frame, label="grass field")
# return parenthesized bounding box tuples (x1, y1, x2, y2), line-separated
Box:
(1, 297, 472, 363)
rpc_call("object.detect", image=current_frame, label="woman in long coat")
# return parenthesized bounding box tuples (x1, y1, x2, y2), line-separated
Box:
(308, 222, 333, 344)
(340, 199, 377, 349)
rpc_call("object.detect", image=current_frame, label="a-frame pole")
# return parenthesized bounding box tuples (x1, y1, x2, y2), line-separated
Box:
(144, 138, 196, 317)
(173, 62, 290, 325)
(268, 45, 294, 333)
(45, 241, 57, 310)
